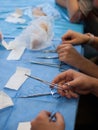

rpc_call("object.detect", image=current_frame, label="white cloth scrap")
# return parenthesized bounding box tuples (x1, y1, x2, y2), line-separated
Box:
(17, 122, 31, 130)
(0, 91, 14, 109)
(5, 67, 31, 90)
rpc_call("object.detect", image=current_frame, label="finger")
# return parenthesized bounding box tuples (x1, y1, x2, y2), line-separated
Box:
(56, 44, 66, 52)
(62, 39, 77, 44)
(63, 90, 72, 99)
(38, 110, 51, 118)
(67, 79, 89, 95)
(55, 112, 65, 124)
(52, 72, 68, 84)
(74, 89, 90, 95)
(68, 90, 79, 98)
(58, 89, 65, 97)
(62, 31, 72, 41)
(60, 82, 78, 98)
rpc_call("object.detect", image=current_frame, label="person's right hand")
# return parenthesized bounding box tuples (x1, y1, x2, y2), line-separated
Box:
(51, 69, 98, 98)
(31, 111, 65, 130)
(56, 44, 86, 69)
(61, 30, 89, 45)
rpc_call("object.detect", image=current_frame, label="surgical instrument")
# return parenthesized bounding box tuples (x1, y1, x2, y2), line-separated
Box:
(18, 92, 58, 98)
(25, 74, 67, 93)
(49, 112, 56, 122)
(36, 56, 58, 59)
(29, 60, 60, 68)
(42, 49, 56, 53)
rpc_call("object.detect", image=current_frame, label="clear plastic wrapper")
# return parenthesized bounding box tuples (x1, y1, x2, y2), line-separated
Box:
(24, 3, 61, 19)
(8, 17, 54, 50)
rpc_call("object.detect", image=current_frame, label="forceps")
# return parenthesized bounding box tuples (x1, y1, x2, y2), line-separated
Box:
(29, 60, 66, 72)
(25, 74, 67, 93)
(42, 49, 56, 53)
(29, 60, 60, 68)
(36, 56, 58, 59)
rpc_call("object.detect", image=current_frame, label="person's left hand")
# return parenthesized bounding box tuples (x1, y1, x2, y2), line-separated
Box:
(31, 111, 65, 130)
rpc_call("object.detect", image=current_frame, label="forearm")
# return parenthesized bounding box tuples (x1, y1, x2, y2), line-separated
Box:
(56, 0, 82, 23)
(55, 0, 66, 8)
(66, 0, 79, 19)
(77, 56, 98, 78)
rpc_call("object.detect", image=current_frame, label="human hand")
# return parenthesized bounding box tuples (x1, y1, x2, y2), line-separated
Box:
(57, 44, 85, 69)
(52, 69, 97, 98)
(31, 111, 65, 130)
(61, 30, 89, 45)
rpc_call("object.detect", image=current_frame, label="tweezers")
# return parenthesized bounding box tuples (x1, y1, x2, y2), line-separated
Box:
(25, 74, 67, 92)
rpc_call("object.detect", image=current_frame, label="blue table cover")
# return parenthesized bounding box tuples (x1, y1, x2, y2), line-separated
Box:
(0, 0, 84, 130)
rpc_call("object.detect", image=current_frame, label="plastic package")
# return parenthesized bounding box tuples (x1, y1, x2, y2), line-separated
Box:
(24, 3, 61, 19)
(8, 17, 54, 50)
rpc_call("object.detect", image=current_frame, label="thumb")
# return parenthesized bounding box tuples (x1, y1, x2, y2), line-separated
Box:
(62, 39, 78, 45)
(68, 78, 80, 91)
(55, 112, 65, 125)
(55, 112, 65, 130)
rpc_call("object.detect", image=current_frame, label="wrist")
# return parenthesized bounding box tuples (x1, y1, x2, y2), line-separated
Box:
(85, 33, 95, 45)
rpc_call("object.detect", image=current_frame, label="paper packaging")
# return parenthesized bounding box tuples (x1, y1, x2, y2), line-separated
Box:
(5, 67, 31, 90)
(7, 47, 25, 60)
(0, 91, 14, 109)
(17, 122, 31, 130)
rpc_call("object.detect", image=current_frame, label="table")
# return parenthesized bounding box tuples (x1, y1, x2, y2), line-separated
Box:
(0, 0, 84, 130)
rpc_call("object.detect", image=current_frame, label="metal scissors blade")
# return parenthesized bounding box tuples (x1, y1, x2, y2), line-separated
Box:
(25, 74, 66, 92)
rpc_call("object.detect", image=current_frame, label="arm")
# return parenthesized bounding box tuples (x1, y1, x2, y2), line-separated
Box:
(51, 69, 98, 98)
(55, 0, 83, 23)
(31, 111, 65, 130)
(55, 0, 67, 8)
